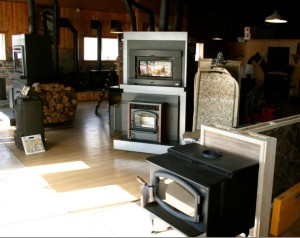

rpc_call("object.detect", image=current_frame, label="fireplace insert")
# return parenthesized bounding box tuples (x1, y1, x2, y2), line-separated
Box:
(141, 143, 259, 237)
(128, 49, 182, 87)
(128, 101, 165, 142)
(13, 45, 26, 76)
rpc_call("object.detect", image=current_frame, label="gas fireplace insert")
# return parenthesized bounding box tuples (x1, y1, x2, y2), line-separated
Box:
(128, 49, 182, 87)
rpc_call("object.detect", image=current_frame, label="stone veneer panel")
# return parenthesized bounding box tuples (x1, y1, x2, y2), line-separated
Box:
(0, 60, 14, 100)
(0, 60, 14, 77)
(260, 123, 300, 198)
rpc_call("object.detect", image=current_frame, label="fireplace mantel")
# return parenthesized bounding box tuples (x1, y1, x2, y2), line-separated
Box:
(120, 84, 185, 95)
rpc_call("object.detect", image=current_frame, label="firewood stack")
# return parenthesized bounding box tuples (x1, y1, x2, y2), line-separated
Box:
(28, 83, 78, 126)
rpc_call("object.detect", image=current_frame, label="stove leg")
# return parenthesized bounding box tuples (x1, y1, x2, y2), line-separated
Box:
(242, 230, 249, 237)
(149, 213, 173, 235)
(149, 213, 156, 232)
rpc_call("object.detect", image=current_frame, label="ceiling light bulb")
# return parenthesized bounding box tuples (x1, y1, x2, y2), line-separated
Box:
(212, 36, 223, 41)
(265, 10, 287, 23)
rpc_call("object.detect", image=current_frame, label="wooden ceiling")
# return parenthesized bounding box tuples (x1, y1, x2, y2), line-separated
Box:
(3, 0, 300, 40)
(3, 0, 300, 17)
(4, 0, 300, 22)
(2, 0, 163, 13)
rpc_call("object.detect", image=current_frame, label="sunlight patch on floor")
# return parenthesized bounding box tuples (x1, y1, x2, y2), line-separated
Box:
(57, 185, 138, 212)
(23, 161, 91, 174)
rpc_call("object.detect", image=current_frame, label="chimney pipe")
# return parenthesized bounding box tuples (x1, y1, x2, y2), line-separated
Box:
(123, 0, 137, 31)
(159, 0, 169, 31)
(91, 20, 102, 70)
(28, 0, 36, 34)
(174, 0, 183, 31)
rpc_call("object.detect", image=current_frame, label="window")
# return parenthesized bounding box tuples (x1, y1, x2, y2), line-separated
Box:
(84, 37, 118, 61)
(0, 33, 6, 60)
(195, 43, 204, 61)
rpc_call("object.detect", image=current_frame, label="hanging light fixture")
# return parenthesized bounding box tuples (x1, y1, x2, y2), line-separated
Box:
(212, 35, 223, 41)
(265, 10, 287, 23)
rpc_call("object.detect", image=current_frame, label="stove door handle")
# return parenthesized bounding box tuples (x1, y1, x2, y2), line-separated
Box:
(136, 176, 147, 185)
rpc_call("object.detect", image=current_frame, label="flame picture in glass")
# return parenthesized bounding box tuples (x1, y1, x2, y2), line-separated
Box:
(139, 59, 172, 78)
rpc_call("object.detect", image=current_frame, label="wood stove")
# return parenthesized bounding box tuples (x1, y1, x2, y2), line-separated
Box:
(128, 101, 165, 143)
(14, 97, 45, 150)
(141, 143, 259, 237)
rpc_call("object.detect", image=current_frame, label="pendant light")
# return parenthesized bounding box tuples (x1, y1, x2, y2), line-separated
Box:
(265, 10, 287, 23)
(212, 35, 223, 41)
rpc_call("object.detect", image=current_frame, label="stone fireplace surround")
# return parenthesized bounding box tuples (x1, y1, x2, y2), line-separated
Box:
(113, 32, 188, 154)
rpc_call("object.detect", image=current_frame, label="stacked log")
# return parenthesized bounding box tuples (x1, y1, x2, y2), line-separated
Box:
(29, 83, 78, 125)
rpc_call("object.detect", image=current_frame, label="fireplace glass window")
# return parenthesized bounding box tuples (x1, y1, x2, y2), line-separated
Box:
(138, 58, 172, 78)
(157, 177, 195, 217)
(131, 110, 157, 129)
(153, 171, 202, 223)
(128, 49, 182, 87)
(13, 46, 25, 75)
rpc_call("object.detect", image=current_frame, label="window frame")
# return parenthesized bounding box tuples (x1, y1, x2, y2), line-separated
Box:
(83, 36, 118, 61)
(0, 33, 6, 61)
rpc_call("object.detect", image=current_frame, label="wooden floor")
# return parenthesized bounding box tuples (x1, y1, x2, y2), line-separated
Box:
(0, 100, 167, 236)
(1, 100, 154, 199)
(0, 100, 299, 237)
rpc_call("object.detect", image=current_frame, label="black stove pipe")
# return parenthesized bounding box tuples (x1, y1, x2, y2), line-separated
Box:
(159, 0, 169, 31)
(123, 0, 137, 31)
(174, 0, 183, 31)
(28, 0, 36, 34)
(91, 20, 102, 70)
(96, 23, 101, 70)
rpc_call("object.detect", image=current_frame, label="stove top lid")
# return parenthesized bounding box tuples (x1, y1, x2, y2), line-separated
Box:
(167, 143, 258, 178)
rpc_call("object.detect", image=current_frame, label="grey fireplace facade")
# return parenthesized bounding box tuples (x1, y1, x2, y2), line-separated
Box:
(113, 32, 188, 154)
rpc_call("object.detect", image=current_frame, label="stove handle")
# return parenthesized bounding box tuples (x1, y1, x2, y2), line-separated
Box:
(137, 176, 153, 207)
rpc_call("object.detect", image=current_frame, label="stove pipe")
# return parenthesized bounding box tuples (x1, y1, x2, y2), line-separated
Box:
(91, 20, 102, 70)
(28, 0, 36, 34)
(174, 0, 183, 31)
(123, 0, 137, 31)
(159, 0, 169, 31)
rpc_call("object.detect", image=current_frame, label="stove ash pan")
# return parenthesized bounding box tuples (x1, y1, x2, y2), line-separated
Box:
(139, 143, 259, 237)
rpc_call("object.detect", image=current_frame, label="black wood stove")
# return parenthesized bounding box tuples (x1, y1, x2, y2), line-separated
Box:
(140, 143, 259, 237)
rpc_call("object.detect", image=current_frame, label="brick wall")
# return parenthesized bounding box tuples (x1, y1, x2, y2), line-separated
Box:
(0, 60, 14, 100)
